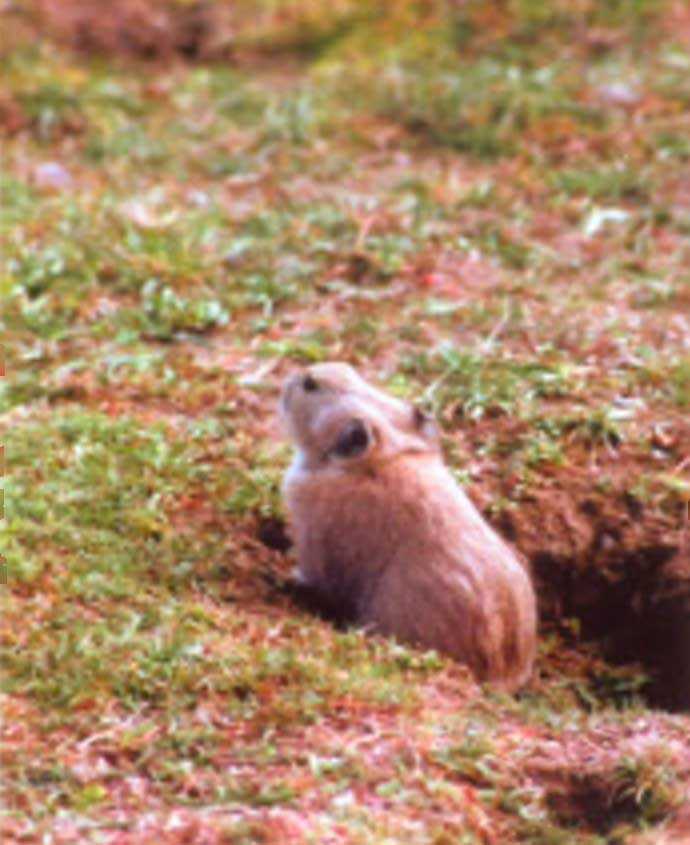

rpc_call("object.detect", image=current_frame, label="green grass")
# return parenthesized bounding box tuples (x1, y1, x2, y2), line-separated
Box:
(1, 1, 688, 842)
(551, 166, 651, 201)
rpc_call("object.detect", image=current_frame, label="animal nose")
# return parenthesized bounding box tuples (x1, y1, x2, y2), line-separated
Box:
(280, 373, 299, 411)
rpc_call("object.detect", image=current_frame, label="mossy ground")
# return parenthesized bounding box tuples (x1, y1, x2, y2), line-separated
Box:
(1, 2, 689, 843)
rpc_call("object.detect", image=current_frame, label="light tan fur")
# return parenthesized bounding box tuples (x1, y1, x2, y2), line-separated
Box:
(280, 362, 537, 690)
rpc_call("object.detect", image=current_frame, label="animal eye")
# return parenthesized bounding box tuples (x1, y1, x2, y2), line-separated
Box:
(303, 375, 319, 393)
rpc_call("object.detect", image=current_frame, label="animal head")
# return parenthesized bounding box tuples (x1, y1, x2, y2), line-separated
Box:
(280, 362, 438, 468)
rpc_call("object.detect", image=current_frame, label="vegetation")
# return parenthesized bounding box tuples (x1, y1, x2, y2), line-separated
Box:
(1, 1, 689, 842)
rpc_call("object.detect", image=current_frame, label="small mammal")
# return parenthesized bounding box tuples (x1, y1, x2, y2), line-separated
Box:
(280, 362, 537, 689)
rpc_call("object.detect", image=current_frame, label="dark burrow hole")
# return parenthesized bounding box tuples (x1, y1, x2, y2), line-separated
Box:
(545, 768, 668, 836)
(532, 542, 690, 712)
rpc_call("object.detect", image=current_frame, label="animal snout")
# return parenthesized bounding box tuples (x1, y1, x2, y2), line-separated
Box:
(280, 370, 308, 414)
(280, 376, 297, 414)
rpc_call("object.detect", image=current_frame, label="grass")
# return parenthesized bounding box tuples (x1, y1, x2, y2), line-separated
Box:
(1, 1, 689, 842)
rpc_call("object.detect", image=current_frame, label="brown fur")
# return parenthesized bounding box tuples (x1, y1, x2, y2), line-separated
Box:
(280, 362, 537, 690)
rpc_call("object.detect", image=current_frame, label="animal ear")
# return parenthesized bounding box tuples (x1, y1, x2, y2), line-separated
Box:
(331, 418, 372, 459)
(412, 405, 439, 443)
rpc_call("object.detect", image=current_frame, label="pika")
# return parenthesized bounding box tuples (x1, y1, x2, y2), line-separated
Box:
(280, 362, 537, 690)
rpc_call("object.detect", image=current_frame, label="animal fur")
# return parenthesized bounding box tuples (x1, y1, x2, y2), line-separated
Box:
(280, 362, 537, 690)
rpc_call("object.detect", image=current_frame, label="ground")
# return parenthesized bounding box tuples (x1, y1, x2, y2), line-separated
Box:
(1, 1, 690, 843)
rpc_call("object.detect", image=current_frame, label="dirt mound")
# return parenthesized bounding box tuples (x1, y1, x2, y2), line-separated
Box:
(486, 431, 690, 710)
(30, 0, 235, 61)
